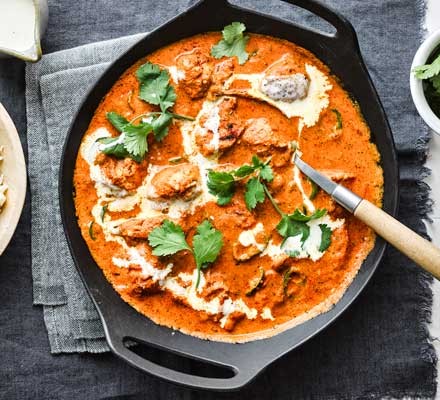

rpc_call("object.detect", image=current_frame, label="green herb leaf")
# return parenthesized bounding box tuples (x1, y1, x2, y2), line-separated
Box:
(233, 164, 256, 178)
(211, 22, 250, 65)
(192, 221, 223, 269)
(207, 170, 236, 205)
(148, 220, 192, 256)
(97, 136, 129, 159)
(319, 224, 332, 252)
(276, 209, 327, 244)
(123, 122, 152, 158)
(245, 177, 265, 210)
(259, 164, 274, 182)
(192, 220, 224, 288)
(107, 111, 129, 132)
(331, 109, 343, 130)
(413, 54, 440, 80)
(136, 62, 176, 111)
(148, 220, 223, 289)
(277, 215, 310, 243)
(151, 112, 173, 141)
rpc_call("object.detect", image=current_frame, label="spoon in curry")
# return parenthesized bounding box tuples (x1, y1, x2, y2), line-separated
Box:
(294, 154, 440, 280)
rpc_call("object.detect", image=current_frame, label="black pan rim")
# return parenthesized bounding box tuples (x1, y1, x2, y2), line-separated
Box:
(59, 0, 399, 391)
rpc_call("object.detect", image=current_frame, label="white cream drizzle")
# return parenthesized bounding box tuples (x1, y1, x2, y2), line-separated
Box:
(163, 270, 258, 327)
(224, 63, 332, 132)
(238, 223, 266, 251)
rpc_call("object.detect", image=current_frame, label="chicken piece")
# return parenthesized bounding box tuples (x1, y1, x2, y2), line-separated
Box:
(264, 53, 306, 76)
(214, 201, 256, 230)
(208, 59, 235, 98)
(95, 153, 148, 191)
(195, 97, 244, 156)
(242, 118, 288, 153)
(117, 216, 166, 239)
(176, 49, 213, 99)
(147, 163, 201, 201)
(253, 269, 285, 309)
(130, 276, 161, 297)
(232, 223, 268, 262)
(222, 311, 245, 332)
(200, 272, 229, 302)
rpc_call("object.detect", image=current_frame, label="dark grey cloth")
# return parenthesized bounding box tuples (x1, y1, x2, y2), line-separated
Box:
(0, 0, 437, 398)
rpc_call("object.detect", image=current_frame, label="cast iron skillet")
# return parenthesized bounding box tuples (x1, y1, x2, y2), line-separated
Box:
(60, 0, 398, 391)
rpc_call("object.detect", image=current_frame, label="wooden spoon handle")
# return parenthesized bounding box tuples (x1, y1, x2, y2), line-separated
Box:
(354, 200, 440, 280)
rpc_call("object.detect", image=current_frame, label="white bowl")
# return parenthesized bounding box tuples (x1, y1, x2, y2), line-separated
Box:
(410, 28, 440, 134)
(0, 103, 27, 256)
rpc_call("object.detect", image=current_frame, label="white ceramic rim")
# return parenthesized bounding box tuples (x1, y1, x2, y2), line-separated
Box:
(0, 103, 27, 256)
(410, 28, 440, 134)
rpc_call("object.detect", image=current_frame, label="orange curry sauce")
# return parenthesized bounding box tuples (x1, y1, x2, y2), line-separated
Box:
(74, 33, 383, 342)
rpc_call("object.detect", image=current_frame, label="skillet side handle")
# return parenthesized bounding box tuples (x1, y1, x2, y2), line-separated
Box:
(278, 0, 359, 48)
(109, 338, 259, 391)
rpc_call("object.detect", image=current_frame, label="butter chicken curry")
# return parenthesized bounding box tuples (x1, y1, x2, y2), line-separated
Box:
(74, 23, 383, 342)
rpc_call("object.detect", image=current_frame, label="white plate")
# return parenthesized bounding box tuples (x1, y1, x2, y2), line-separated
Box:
(0, 102, 26, 255)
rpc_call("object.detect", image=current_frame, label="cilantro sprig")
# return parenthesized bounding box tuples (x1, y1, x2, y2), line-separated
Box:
(211, 22, 250, 65)
(413, 51, 440, 118)
(207, 155, 273, 209)
(99, 62, 193, 161)
(148, 220, 223, 288)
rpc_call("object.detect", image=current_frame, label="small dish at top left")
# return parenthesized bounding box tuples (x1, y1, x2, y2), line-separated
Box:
(0, 103, 27, 256)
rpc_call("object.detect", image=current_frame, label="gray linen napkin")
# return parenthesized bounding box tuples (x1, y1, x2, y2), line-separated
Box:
(26, 33, 145, 353)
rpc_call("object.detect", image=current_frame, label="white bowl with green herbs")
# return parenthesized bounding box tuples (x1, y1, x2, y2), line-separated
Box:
(411, 29, 440, 133)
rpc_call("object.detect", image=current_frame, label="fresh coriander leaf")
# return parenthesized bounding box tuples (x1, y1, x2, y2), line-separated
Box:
(245, 177, 265, 210)
(148, 220, 191, 257)
(223, 21, 246, 43)
(160, 85, 177, 112)
(276, 215, 310, 243)
(192, 220, 223, 288)
(413, 54, 440, 80)
(123, 122, 152, 158)
(211, 22, 250, 65)
(136, 62, 176, 110)
(192, 221, 223, 269)
(97, 136, 129, 159)
(207, 170, 236, 205)
(136, 62, 161, 82)
(233, 164, 256, 178)
(319, 224, 332, 252)
(107, 111, 129, 132)
(331, 109, 343, 130)
(100, 205, 108, 223)
(289, 208, 326, 222)
(259, 164, 273, 182)
(151, 112, 173, 141)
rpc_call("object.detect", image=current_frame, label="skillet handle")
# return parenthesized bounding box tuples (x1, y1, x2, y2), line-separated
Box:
(278, 0, 358, 46)
(219, 0, 358, 47)
(109, 336, 259, 391)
